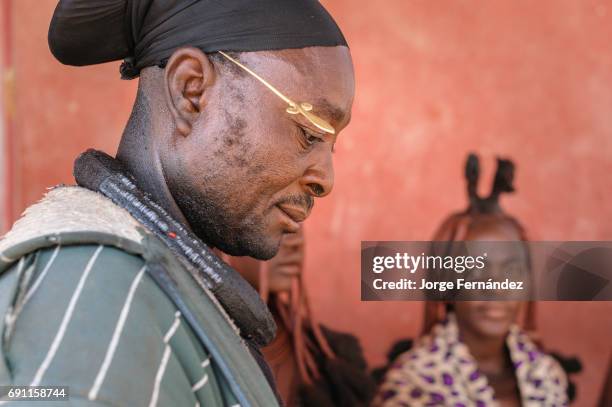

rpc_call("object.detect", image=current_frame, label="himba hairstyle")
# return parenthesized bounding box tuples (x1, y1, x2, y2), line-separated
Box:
(223, 226, 375, 405)
(423, 153, 536, 334)
(222, 229, 334, 386)
(257, 228, 375, 406)
(258, 248, 336, 387)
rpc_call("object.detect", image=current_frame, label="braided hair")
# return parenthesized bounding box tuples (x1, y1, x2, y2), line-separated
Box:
(423, 153, 536, 334)
(433, 153, 526, 241)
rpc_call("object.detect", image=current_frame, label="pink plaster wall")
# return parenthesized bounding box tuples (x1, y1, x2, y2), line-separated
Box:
(3, 1, 611, 405)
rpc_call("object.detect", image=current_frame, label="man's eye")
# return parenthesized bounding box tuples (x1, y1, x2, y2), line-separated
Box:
(301, 128, 323, 146)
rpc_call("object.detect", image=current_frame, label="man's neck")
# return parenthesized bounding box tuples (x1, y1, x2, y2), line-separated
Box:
(116, 142, 192, 230)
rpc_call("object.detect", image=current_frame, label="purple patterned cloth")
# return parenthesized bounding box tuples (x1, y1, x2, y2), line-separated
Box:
(373, 313, 569, 407)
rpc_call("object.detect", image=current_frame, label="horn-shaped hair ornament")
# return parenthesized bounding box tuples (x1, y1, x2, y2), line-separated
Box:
(218, 51, 335, 135)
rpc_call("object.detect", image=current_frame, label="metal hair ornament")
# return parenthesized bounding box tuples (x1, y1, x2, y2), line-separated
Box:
(218, 51, 335, 135)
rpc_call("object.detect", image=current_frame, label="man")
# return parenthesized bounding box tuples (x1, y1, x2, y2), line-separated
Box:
(0, 1, 354, 406)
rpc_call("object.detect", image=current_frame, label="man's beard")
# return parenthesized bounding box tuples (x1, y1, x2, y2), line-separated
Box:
(171, 182, 280, 260)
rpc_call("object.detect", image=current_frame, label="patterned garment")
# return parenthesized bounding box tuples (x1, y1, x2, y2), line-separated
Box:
(374, 314, 568, 407)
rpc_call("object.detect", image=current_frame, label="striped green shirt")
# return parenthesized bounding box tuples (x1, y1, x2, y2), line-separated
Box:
(0, 244, 241, 407)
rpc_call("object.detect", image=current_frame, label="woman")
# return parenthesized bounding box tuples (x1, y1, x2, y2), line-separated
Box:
(374, 154, 569, 406)
(228, 226, 376, 407)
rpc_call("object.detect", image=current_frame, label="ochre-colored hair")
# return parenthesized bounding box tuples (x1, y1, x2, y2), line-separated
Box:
(258, 239, 335, 386)
(423, 153, 536, 334)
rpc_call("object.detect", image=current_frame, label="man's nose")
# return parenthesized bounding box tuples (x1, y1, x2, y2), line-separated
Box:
(301, 150, 334, 198)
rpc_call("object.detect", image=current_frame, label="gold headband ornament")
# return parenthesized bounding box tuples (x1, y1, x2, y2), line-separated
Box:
(218, 51, 335, 135)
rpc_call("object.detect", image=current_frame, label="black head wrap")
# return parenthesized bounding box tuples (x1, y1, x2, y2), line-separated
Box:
(48, 0, 348, 79)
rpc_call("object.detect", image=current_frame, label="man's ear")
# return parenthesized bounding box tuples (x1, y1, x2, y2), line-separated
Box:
(164, 47, 215, 137)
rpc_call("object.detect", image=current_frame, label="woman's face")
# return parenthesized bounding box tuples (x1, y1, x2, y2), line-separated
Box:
(453, 217, 525, 339)
(454, 301, 521, 339)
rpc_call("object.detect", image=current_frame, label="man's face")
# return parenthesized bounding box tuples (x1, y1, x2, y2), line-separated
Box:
(164, 47, 354, 259)
(229, 227, 305, 293)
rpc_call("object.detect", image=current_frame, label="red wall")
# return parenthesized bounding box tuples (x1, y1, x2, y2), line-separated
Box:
(3, 1, 611, 406)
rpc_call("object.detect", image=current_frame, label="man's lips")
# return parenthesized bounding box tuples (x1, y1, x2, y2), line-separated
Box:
(277, 204, 309, 223)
